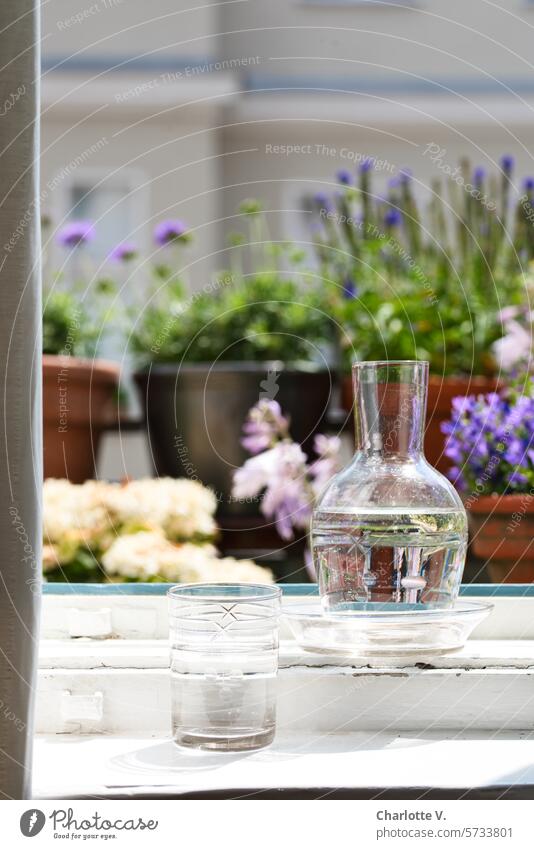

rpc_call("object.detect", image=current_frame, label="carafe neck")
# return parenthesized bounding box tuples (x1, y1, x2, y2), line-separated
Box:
(352, 361, 428, 459)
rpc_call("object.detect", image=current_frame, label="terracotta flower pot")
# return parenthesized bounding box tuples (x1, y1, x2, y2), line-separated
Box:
(468, 494, 534, 583)
(341, 373, 498, 473)
(43, 355, 120, 482)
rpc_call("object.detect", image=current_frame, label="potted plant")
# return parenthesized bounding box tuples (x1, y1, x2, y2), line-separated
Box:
(442, 377, 534, 582)
(43, 477, 272, 584)
(309, 157, 528, 470)
(42, 219, 120, 482)
(131, 204, 337, 513)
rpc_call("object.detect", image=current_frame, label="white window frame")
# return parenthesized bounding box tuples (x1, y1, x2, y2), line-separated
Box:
(51, 164, 150, 262)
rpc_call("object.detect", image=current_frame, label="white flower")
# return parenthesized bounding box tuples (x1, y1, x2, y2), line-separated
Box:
(42, 477, 269, 583)
(101, 531, 217, 581)
(43, 479, 112, 553)
(101, 530, 272, 583)
(203, 557, 274, 584)
(101, 478, 217, 540)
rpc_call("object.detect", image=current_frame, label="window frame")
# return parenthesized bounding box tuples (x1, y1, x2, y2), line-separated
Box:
(41, 583, 534, 641)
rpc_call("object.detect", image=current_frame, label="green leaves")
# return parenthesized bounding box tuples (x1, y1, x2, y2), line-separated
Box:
(238, 199, 263, 216)
(312, 163, 528, 375)
(132, 204, 337, 365)
(43, 292, 95, 357)
(132, 270, 335, 364)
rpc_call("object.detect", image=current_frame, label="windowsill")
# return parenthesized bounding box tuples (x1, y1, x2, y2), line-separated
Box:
(38, 637, 534, 671)
(37, 637, 534, 738)
(35, 583, 534, 798)
(32, 730, 534, 799)
(36, 588, 534, 746)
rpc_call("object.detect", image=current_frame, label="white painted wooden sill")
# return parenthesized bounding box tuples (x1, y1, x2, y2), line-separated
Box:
(36, 594, 534, 737)
(40, 593, 534, 641)
(34, 731, 534, 799)
(34, 594, 534, 797)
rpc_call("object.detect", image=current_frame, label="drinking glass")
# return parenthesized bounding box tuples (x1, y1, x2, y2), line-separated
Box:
(312, 361, 468, 611)
(168, 583, 282, 751)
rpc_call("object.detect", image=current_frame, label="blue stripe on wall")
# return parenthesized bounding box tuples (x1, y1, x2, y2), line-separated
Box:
(40, 56, 534, 97)
(41, 55, 216, 74)
(243, 74, 534, 96)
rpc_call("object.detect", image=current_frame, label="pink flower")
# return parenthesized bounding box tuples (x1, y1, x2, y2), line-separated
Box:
(233, 400, 341, 540)
(233, 447, 281, 499)
(310, 434, 341, 495)
(233, 442, 312, 539)
(263, 478, 313, 540)
(499, 306, 519, 323)
(494, 319, 532, 370)
(241, 399, 289, 454)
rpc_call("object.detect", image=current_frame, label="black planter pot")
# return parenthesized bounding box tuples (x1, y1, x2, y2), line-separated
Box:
(134, 362, 334, 516)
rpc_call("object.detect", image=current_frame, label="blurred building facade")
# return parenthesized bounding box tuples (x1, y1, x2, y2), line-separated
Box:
(41, 0, 534, 287)
(39, 0, 534, 478)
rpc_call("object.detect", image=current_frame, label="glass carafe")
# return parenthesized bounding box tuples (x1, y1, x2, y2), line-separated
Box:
(312, 361, 467, 611)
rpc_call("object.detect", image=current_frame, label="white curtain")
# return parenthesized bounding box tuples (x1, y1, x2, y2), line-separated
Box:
(0, 0, 41, 799)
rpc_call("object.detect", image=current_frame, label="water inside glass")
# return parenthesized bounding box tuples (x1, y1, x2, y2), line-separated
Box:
(169, 583, 281, 751)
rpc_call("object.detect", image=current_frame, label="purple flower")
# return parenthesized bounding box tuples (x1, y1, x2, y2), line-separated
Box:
(314, 193, 333, 213)
(342, 277, 357, 299)
(505, 438, 526, 465)
(359, 159, 373, 173)
(336, 169, 353, 186)
(264, 474, 313, 540)
(449, 467, 466, 491)
(263, 472, 316, 539)
(523, 177, 534, 194)
(388, 177, 400, 190)
(57, 220, 94, 248)
(153, 219, 189, 246)
(472, 167, 486, 186)
(241, 399, 289, 455)
(443, 440, 464, 464)
(399, 167, 412, 185)
(109, 241, 137, 262)
(509, 470, 528, 487)
(443, 383, 534, 496)
(384, 207, 402, 227)
(500, 154, 514, 174)
(451, 395, 477, 416)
